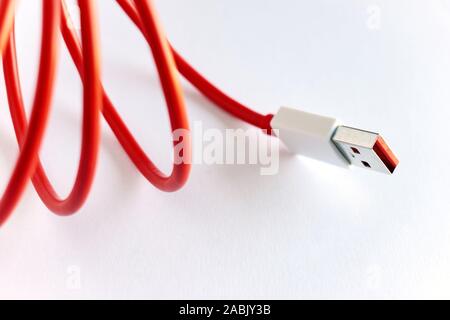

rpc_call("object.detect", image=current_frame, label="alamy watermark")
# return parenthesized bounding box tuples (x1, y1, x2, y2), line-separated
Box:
(366, 4, 382, 31)
(172, 121, 280, 176)
(66, 265, 82, 290)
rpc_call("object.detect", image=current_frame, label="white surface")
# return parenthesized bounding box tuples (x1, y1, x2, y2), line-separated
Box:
(0, 0, 449, 299)
(271, 107, 348, 167)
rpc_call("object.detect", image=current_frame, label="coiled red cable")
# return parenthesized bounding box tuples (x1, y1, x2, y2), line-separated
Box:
(0, 0, 274, 226)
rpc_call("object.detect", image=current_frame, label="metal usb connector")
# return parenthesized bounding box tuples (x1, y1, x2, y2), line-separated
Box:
(332, 126, 399, 174)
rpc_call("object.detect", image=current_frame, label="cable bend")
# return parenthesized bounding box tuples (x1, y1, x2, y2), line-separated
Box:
(0, 0, 60, 225)
(60, 0, 192, 193)
(3, 0, 102, 216)
(110, 0, 192, 192)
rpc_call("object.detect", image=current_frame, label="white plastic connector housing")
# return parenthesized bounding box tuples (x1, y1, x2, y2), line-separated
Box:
(271, 107, 349, 167)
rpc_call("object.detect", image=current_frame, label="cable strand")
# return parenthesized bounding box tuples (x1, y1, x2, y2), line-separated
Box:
(0, 0, 273, 225)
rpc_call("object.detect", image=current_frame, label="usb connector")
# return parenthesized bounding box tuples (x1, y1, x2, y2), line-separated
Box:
(332, 126, 398, 174)
(270, 107, 399, 174)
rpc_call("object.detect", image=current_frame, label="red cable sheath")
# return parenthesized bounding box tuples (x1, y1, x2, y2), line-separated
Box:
(0, 0, 273, 225)
(0, 0, 15, 54)
(0, 0, 60, 225)
(115, 0, 274, 132)
(3, 0, 102, 215)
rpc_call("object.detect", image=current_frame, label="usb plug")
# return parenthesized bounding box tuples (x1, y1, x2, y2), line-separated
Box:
(270, 107, 399, 174)
(332, 126, 399, 174)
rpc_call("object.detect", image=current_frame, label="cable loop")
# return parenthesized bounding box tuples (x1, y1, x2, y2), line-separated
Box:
(0, 0, 273, 226)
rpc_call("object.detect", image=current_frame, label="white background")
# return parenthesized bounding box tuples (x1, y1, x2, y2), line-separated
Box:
(0, 0, 449, 299)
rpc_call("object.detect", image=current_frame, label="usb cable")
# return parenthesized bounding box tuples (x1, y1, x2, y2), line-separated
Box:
(0, 0, 398, 227)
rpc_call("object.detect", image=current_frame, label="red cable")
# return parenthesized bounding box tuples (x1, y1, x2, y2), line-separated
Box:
(0, 0, 60, 225)
(0, 0, 273, 225)
(115, 0, 274, 132)
(4, 0, 102, 215)
(0, 0, 15, 54)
